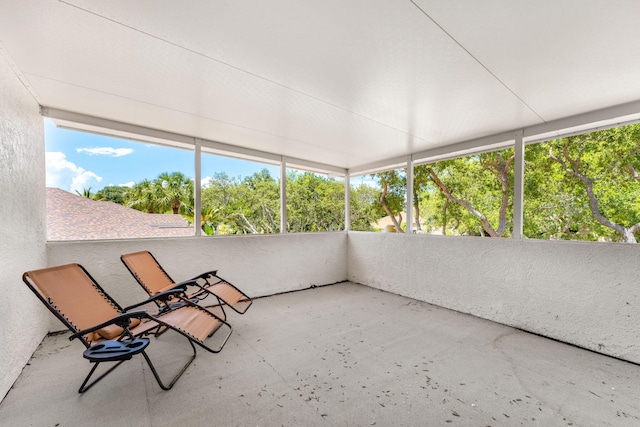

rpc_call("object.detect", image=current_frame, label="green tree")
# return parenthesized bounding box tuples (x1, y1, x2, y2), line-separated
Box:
(286, 171, 344, 232)
(201, 206, 224, 235)
(373, 169, 406, 232)
(126, 179, 160, 213)
(94, 185, 129, 204)
(201, 172, 239, 233)
(412, 166, 431, 232)
(544, 125, 640, 243)
(75, 188, 94, 199)
(156, 172, 193, 215)
(418, 185, 467, 235)
(417, 149, 514, 237)
(350, 184, 385, 231)
(524, 143, 590, 240)
(224, 169, 280, 234)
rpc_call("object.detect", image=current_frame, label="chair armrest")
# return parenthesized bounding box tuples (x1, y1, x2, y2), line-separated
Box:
(69, 310, 148, 341)
(122, 287, 187, 311)
(183, 270, 219, 283)
(175, 279, 200, 288)
(175, 279, 213, 299)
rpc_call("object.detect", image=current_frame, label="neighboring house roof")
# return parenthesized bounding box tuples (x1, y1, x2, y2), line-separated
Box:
(372, 211, 424, 230)
(373, 212, 405, 230)
(47, 188, 194, 240)
(372, 212, 442, 234)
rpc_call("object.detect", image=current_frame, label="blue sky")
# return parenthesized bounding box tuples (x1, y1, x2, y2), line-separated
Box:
(44, 118, 280, 193)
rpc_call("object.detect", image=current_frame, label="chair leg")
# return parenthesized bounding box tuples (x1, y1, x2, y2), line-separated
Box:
(199, 321, 233, 353)
(217, 297, 228, 321)
(141, 340, 197, 390)
(199, 295, 227, 321)
(78, 360, 126, 393)
(78, 338, 197, 392)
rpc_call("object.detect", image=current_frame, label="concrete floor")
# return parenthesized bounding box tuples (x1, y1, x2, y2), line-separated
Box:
(2, 282, 640, 426)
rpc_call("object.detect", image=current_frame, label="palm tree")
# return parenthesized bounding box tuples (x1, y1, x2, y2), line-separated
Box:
(201, 205, 224, 235)
(75, 188, 94, 199)
(126, 179, 159, 213)
(156, 172, 193, 214)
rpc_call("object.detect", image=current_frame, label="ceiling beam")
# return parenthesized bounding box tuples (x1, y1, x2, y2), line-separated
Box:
(352, 98, 640, 172)
(41, 107, 345, 176)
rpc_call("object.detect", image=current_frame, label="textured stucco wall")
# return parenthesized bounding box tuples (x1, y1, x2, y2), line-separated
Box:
(0, 53, 48, 399)
(47, 232, 348, 329)
(348, 232, 640, 363)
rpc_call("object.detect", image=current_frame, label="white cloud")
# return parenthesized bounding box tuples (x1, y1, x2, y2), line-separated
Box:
(76, 147, 134, 157)
(352, 175, 379, 188)
(103, 182, 134, 188)
(46, 151, 102, 193)
(201, 176, 212, 187)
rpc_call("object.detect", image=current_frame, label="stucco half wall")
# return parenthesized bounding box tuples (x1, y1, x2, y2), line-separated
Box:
(347, 232, 640, 364)
(0, 51, 49, 399)
(47, 232, 348, 329)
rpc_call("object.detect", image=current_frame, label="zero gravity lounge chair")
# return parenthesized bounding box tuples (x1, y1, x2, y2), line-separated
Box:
(22, 263, 232, 393)
(121, 251, 252, 321)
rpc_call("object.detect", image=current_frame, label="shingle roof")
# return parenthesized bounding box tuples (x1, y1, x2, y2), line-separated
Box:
(46, 188, 194, 240)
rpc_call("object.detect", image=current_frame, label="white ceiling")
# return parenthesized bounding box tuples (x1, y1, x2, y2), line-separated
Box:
(2, 0, 640, 172)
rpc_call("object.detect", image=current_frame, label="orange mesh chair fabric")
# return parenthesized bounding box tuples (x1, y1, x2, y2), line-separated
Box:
(22, 263, 232, 392)
(121, 251, 252, 320)
(25, 265, 123, 344)
(120, 251, 175, 296)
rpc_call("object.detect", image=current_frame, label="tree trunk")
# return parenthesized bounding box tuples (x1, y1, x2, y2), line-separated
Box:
(488, 156, 512, 236)
(550, 144, 640, 243)
(414, 201, 422, 232)
(380, 182, 404, 233)
(442, 199, 448, 235)
(427, 167, 500, 237)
